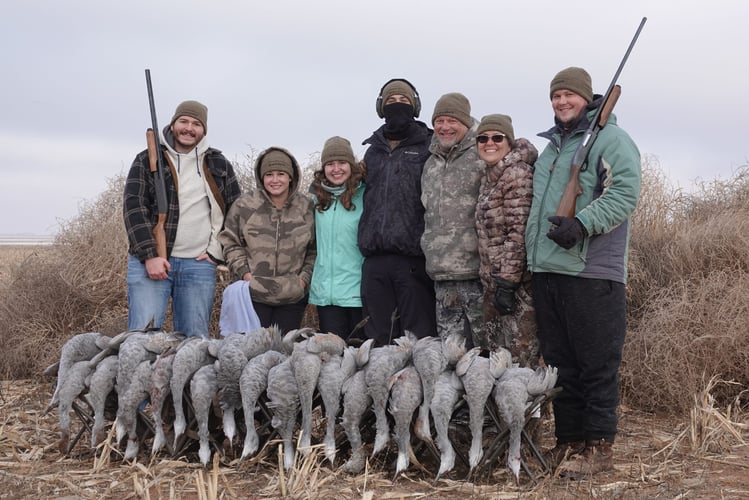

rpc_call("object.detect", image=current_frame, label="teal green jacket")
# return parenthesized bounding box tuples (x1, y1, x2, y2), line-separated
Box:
(525, 102, 641, 284)
(309, 184, 365, 307)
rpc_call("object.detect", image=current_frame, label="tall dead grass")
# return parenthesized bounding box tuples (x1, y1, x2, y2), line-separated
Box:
(1, 155, 747, 417)
(624, 156, 749, 413)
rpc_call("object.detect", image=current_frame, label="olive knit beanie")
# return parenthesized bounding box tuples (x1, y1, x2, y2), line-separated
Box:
(477, 114, 515, 145)
(549, 67, 593, 103)
(381, 80, 415, 107)
(432, 92, 472, 128)
(171, 100, 208, 133)
(260, 149, 294, 178)
(321, 136, 356, 166)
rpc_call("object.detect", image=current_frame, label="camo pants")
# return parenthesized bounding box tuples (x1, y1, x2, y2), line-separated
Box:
(480, 281, 540, 368)
(434, 279, 484, 348)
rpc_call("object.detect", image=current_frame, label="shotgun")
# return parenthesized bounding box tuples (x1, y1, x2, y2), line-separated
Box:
(555, 17, 647, 219)
(145, 69, 169, 259)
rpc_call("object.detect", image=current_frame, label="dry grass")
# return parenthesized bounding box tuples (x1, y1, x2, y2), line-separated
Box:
(624, 157, 749, 413)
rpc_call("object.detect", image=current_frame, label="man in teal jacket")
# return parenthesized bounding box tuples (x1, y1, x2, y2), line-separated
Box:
(525, 67, 641, 477)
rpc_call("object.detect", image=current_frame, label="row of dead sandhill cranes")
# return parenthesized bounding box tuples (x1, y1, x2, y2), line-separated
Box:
(46, 327, 557, 484)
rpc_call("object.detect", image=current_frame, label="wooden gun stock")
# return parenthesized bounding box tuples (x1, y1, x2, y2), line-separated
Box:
(555, 165, 583, 218)
(146, 128, 167, 259)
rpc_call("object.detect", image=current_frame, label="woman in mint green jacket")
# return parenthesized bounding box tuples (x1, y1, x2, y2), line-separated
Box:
(309, 136, 366, 340)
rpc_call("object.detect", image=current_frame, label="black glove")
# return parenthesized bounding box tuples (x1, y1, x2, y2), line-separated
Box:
(493, 278, 519, 315)
(547, 216, 586, 249)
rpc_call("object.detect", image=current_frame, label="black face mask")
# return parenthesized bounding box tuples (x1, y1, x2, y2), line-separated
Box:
(382, 102, 415, 140)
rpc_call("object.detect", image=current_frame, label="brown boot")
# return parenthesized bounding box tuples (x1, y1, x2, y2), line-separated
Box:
(558, 439, 614, 478)
(542, 440, 585, 470)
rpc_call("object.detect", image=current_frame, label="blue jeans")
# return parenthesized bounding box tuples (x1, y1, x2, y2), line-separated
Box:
(127, 255, 216, 337)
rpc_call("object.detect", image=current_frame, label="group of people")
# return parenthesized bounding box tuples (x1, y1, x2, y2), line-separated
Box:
(122, 67, 641, 479)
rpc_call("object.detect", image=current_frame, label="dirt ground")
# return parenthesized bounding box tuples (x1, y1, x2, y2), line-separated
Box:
(1, 379, 748, 499)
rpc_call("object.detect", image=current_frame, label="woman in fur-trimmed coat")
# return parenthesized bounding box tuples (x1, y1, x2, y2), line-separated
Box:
(474, 114, 539, 367)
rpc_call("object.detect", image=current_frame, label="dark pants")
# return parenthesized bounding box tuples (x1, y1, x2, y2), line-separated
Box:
(361, 254, 437, 345)
(532, 272, 626, 443)
(253, 298, 308, 334)
(317, 305, 364, 340)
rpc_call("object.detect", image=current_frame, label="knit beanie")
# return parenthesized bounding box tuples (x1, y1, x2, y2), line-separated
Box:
(260, 150, 294, 178)
(432, 92, 472, 128)
(381, 80, 415, 107)
(549, 67, 593, 103)
(321, 136, 356, 166)
(171, 100, 208, 133)
(477, 114, 515, 144)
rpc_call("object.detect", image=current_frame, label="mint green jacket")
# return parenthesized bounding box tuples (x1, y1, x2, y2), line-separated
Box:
(525, 104, 641, 284)
(309, 184, 365, 307)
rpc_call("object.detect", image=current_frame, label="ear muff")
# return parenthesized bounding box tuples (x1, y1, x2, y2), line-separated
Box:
(375, 78, 421, 119)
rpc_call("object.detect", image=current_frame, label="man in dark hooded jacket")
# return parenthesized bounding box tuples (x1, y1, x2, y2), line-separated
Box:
(357, 79, 436, 344)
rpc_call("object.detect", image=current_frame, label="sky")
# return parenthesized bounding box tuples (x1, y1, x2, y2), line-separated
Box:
(2, 0, 747, 236)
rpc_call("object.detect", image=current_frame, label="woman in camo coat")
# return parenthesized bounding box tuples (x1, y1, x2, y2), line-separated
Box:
(474, 114, 539, 366)
(219, 147, 315, 333)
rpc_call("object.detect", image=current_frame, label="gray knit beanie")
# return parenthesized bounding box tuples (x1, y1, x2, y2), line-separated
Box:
(321, 136, 356, 166)
(477, 114, 515, 145)
(260, 150, 294, 178)
(432, 92, 472, 128)
(171, 100, 208, 133)
(549, 67, 593, 103)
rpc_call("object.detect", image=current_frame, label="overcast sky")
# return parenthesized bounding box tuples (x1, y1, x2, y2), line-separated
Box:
(2, 0, 747, 236)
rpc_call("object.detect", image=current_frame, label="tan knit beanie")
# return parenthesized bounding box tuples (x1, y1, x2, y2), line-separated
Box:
(171, 100, 208, 133)
(432, 92, 472, 128)
(477, 114, 515, 144)
(321, 136, 356, 166)
(381, 80, 415, 106)
(260, 150, 294, 177)
(549, 67, 593, 103)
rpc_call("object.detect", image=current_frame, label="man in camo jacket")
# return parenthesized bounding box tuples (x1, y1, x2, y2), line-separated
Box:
(420, 93, 484, 347)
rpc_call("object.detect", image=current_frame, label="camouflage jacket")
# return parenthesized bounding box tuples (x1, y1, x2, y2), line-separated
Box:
(420, 121, 483, 281)
(475, 138, 537, 292)
(219, 147, 316, 305)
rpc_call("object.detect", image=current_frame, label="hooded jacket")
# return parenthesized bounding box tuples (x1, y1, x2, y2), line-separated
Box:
(475, 138, 538, 292)
(123, 126, 241, 263)
(309, 182, 365, 308)
(420, 120, 484, 281)
(219, 147, 316, 305)
(357, 121, 433, 257)
(525, 98, 641, 283)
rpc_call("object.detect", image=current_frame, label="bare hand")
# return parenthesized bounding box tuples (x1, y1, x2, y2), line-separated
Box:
(145, 256, 170, 280)
(196, 253, 216, 264)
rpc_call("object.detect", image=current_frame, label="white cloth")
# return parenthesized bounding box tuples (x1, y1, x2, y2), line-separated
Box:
(219, 280, 261, 336)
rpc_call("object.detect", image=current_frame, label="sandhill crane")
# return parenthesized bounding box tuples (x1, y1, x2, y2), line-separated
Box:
(266, 358, 299, 471)
(387, 365, 423, 475)
(431, 369, 465, 478)
(56, 360, 94, 454)
(170, 337, 217, 446)
(493, 365, 558, 484)
(239, 349, 288, 459)
(364, 332, 417, 456)
(190, 363, 219, 466)
(455, 347, 513, 471)
(86, 354, 119, 448)
(411, 332, 466, 444)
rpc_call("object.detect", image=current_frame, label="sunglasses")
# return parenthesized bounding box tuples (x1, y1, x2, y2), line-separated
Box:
(476, 134, 506, 145)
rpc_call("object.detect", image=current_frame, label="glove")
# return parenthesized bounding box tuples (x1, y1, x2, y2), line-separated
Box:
(547, 216, 586, 249)
(493, 278, 519, 315)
